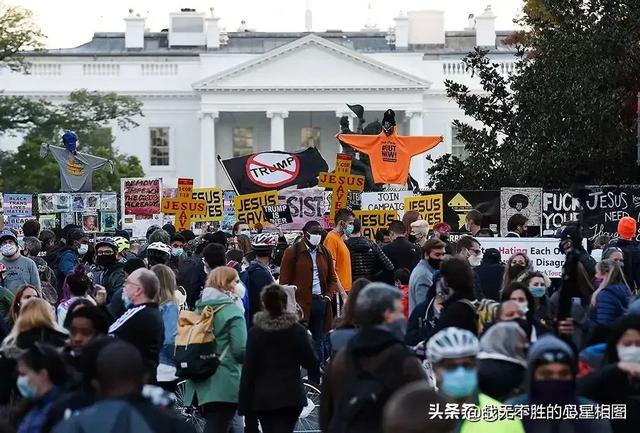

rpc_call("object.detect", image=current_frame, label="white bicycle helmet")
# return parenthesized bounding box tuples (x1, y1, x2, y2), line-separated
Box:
(426, 327, 479, 364)
(251, 233, 278, 247)
(147, 242, 171, 255)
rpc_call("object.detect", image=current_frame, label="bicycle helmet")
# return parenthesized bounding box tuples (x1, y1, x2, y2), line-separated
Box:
(426, 327, 479, 364)
(251, 233, 278, 248)
(113, 236, 130, 253)
(147, 242, 172, 255)
(95, 237, 117, 252)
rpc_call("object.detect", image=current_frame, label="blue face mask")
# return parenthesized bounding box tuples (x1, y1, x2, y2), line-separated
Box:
(344, 223, 354, 237)
(440, 366, 477, 399)
(122, 291, 133, 309)
(529, 286, 547, 298)
(17, 375, 37, 400)
(171, 248, 184, 257)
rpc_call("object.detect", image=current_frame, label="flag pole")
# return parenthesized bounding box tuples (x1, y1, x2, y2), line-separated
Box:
(217, 155, 240, 195)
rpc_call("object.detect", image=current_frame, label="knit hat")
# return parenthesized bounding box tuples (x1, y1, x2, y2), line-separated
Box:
(617, 217, 637, 241)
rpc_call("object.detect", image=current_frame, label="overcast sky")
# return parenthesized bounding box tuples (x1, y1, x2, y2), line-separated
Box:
(12, 0, 524, 49)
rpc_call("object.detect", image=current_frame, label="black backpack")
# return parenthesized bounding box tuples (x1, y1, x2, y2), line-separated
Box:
(329, 342, 405, 433)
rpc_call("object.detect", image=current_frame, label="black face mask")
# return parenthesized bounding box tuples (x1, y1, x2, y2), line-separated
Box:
(428, 258, 443, 270)
(96, 254, 117, 267)
(509, 264, 526, 278)
(408, 234, 417, 244)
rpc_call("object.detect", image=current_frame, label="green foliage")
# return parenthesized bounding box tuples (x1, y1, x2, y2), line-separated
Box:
(427, 0, 640, 190)
(0, 90, 144, 193)
(0, 1, 44, 71)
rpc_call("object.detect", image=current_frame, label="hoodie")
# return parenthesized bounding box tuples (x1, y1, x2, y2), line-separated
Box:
(244, 260, 275, 326)
(345, 236, 394, 282)
(506, 335, 612, 433)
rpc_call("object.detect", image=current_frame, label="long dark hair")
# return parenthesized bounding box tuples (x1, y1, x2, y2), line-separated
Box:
(337, 278, 371, 329)
(440, 257, 475, 299)
(19, 343, 68, 386)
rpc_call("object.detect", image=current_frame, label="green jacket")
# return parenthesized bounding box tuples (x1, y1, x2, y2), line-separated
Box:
(0, 286, 14, 320)
(185, 295, 247, 405)
(460, 393, 524, 433)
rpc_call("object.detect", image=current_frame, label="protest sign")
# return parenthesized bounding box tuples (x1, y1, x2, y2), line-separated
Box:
(404, 194, 444, 226)
(3, 194, 32, 217)
(38, 194, 55, 214)
(542, 191, 580, 236)
(582, 185, 640, 241)
(478, 237, 570, 278)
(222, 191, 236, 232)
(121, 178, 162, 218)
(354, 210, 398, 240)
(191, 188, 224, 222)
(234, 190, 279, 228)
(6, 216, 32, 237)
(101, 212, 117, 232)
(441, 191, 500, 236)
(161, 178, 207, 231)
(100, 193, 117, 211)
(263, 205, 293, 225)
(360, 191, 413, 218)
(278, 187, 327, 230)
(318, 154, 365, 223)
(39, 215, 56, 231)
(500, 188, 543, 236)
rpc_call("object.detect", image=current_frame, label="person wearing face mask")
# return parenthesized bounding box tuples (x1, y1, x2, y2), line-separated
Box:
(506, 334, 612, 433)
(409, 220, 429, 248)
(579, 316, 640, 433)
(320, 283, 425, 433)
(502, 282, 553, 342)
(345, 219, 394, 282)
(242, 236, 276, 328)
(108, 268, 164, 383)
(506, 213, 528, 238)
(455, 236, 486, 300)
(280, 221, 339, 383)
(408, 239, 446, 314)
(323, 208, 355, 301)
(0, 231, 41, 294)
(427, 327, 525, 432)
(381, 220, 422, 285)
(107, 258, 147, 320)
(502, 253, 531, 292)
(91, 238, 125, 302)
(168, 233, 187, 272)
(54, 229, 89, 293)
(523, 271, 555, 329)
(15, 343, 69, 433)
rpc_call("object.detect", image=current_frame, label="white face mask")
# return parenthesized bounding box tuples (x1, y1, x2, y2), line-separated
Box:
(468, 254, 482, 267)
(516, 301, 529, 315)
(1, 244, 17, 258)
(78, 244, 89, 256)
(617, 345, 640, 363)
(239, 230, 250, 237)
(234, 282, 246, 299)
(308, 234, 322, 246)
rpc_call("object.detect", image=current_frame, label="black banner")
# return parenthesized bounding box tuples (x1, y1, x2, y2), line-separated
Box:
(262, 204, 294, 225)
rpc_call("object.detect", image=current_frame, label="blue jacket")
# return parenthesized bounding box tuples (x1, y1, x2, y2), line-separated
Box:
(408, 260, 435, 314)
(244, 260, 274, 327)
(591, 283, 631, 327)
(159, 303, 179, 367)
(18, 386, 62, 433)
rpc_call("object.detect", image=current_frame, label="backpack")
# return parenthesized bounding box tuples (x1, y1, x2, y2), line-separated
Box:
(458, 298, 500, 335)
(329, 343, 404, 433)
(174, 304, 228, 381)
(36, 261, 58, 305)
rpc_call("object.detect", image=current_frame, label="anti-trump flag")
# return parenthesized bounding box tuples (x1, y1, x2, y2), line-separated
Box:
(219, 148, 329, 194)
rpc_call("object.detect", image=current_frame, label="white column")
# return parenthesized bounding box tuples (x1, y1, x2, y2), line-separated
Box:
(200, 111, 219, 187)
(267, 110, 289, 151)
(407, 110, 426, 189)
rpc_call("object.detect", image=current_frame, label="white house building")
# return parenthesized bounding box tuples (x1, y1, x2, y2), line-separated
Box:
(0, 6, 519, 190)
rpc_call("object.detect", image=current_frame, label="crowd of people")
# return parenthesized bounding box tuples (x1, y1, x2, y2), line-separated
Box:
(0, 208, 638, 433)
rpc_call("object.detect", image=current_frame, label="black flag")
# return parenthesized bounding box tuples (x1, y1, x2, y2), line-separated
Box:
(219, 147, 328, 195)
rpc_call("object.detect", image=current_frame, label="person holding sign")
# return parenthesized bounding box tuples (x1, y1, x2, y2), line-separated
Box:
(279, 221, 339, 384)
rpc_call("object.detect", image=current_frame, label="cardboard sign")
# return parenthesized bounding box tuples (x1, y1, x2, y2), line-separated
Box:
(121, 178, 162, 218)
(318, 154, 365, 224)
(3, 194, 33, 217)
(278, 187, 327, 230)
(354, 210, 398, 240)
(161, 178, 207, 231)
(403, 194, 444, 226)
(478, 237, 571, 278)
(191, 188, 224, 222)
(262, 205, 294, 225)
(500, 188, 543, 237)
(234, 190, 279, 228)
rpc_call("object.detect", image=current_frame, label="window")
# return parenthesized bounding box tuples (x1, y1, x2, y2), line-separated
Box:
(233, 127, 255, 157)
(451, 125, 469, 160)
(150, 127, 170, 166)
(301, 127, 321, 149)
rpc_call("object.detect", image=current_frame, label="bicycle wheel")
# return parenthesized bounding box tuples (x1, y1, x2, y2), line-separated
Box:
(174, 380, 207, 433)
(294, 381, 321, 433)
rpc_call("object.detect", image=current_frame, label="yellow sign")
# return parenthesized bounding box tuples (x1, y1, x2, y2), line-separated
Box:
(318, 154, 365, 224)
(354, 210, 398, 241)
(448, 192, 473, 229)
(161, 178, 207, 231)
(191, 188, 224, 222)
(404, 194, 444, 227)
(234, 190, 279, 228)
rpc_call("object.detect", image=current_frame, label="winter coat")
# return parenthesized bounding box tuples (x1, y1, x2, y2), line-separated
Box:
(244, 260, 275, 327)
(320, 327, 425, 433)
(380, 237, 421, 284)
(579, 363, 640, 433)
(185, 292, 247, 406)
(474, 262, 505, 302)
(591, 283, 631, 327)
(345, 236, 393, 282)
(158, 303, 179, 368)
(91, 262, 126, 300)
(408, 259, 435, 313)
(279, 241, 338, 330)
(18, 387, 63, 433)
(238, 312, 318, 414)
(608, 238, 640, 291)
(432, 293, 478, 336)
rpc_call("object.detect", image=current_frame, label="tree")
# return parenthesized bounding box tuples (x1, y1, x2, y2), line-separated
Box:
(0, 1, 44, 71)
(0, 90, 144, 193)
(427, 0, 640, 190)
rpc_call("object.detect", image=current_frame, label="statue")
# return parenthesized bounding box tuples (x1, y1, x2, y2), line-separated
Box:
(41, 131, 114, 192)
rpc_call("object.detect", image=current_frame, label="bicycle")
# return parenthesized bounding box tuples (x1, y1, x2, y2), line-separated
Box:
(174, 380, 206, 433)
(294, 380, 322, 433)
